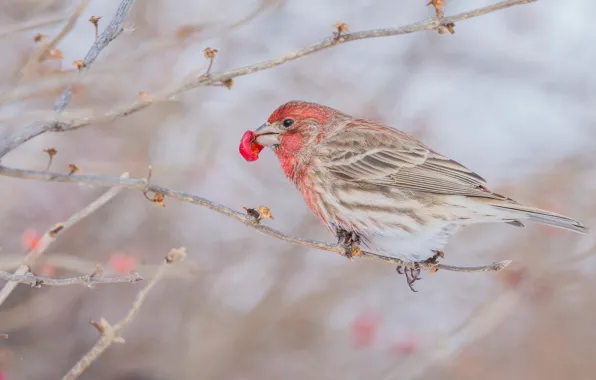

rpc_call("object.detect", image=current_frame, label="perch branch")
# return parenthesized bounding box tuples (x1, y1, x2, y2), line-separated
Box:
(61, 248, 186, 380)
(0, 172, 129, 307)
(0, 270, 142, 287)
(0, 0, 537, 159)
(0, 166, 511, 273)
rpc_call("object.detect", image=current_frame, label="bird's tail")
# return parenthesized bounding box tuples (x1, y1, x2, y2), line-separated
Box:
(489, 201, 589, 234)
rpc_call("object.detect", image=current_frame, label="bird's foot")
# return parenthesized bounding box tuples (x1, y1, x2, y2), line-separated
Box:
(336, 228, 361, 260)
(424, 250, 444, 274)
(396, 262, 422, 292)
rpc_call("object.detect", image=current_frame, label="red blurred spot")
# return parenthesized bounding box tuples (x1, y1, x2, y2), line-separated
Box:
(40, 263, 57, 277)
(239, 130, 264, 162)
(351, 310, 382, 348)
(21, 229, 41, 251)
(109, 254, 137, 274)
(393, 333, 420, 356)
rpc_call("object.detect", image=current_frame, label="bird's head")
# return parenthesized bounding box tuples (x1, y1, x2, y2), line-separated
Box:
(253, 100, 334, 153)
(238, 101, 336, 183)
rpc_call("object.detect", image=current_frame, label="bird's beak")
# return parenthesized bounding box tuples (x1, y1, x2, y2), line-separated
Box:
(254, 123, 280, 147)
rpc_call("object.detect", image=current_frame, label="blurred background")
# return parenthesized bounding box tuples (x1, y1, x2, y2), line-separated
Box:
(1, 0, 595, 379)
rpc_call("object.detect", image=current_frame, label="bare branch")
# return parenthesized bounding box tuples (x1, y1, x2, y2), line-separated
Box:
(35, 0, 90, 63)
(0, 172, 129, 307)
(0, 0, 537, 160)
(0, 166, 511, 274)
(53, 0, 136, 112)
(0, 270, 142, 287)
(61, 248, 186, 380)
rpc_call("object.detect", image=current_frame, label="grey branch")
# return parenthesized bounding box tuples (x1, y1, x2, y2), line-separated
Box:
(0, 0, 136, 160)
(53, 0, 136, 112)
(0, 166, 512, 274)
(0, 172, 129, 307)
(61, 248, 186, 380)
(0, 271, 142, 287)
(0, 0, 536, 160)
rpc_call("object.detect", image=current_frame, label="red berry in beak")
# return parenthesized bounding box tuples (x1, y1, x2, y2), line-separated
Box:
(239, 130, 264, 161)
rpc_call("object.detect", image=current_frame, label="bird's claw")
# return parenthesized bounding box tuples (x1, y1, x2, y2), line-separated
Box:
(336, 228, 361, 260)
(396, 263, 422, 292)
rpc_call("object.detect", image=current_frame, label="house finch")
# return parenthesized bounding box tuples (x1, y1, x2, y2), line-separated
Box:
(240, 101, 589, 291)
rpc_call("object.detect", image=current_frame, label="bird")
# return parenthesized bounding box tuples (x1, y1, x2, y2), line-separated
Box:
(244, 100, 589, 291)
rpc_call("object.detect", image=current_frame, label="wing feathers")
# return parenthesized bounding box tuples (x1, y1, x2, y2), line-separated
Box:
(319, 123, 501, 199)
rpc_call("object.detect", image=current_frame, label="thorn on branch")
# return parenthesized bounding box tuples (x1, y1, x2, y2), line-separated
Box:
(202, 47, 218, 77)
(90, 317, 124, 342)
(165, 247, 187, 263)
(68, 163, 80, 175)
(332, 22, 349, 42)
(43, 147, 57, 171)
(89, 263, 104, 280)
(243, 205, 274, 223)
(89, 16, 102, 38)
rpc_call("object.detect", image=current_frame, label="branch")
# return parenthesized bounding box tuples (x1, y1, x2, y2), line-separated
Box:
(0, 166, 511, 273)
(0, 0, 537, 160)
(53, 0, 136, 112)
(61, 248, 187, 380)
(0, 270, 142, 287)
(35, 0, 90, 63)
(0, 172, 129, 307)
(0, 0, 136, 160)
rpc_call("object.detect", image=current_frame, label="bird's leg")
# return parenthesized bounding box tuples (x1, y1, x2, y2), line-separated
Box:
(336, 228, 361, 260)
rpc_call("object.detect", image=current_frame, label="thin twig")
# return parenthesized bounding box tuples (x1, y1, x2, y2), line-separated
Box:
(0, 172, 129, 307)
(61, 248, 186, 380)
(35, 0, 90, 63)
(0, 166, 511, 273)
(53, 0, 136, 112)
(0, 0, 537, 160)
(0, 270, 142, 287)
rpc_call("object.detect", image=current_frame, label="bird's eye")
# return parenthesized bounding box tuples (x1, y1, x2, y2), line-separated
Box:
(282, 119, 294, 128)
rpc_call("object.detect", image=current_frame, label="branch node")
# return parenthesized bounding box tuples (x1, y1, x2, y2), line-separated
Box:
(43, 148, 57, 171)
(142, 166, 166, 207)
(243, 206, 274, 223)
(89, 263, 104, 280)
(332, 22, 349, 42)
(73, 60, 86, 70)
(89, 16, 102, 37)
(202, 47, 218, 77)
(165, 247, 187, 263)
(48, 223, 65, 238)
(68, 164, 80, 175)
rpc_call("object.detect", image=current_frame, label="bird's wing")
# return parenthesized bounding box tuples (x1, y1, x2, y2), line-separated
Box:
(319, 121, 506, 199)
